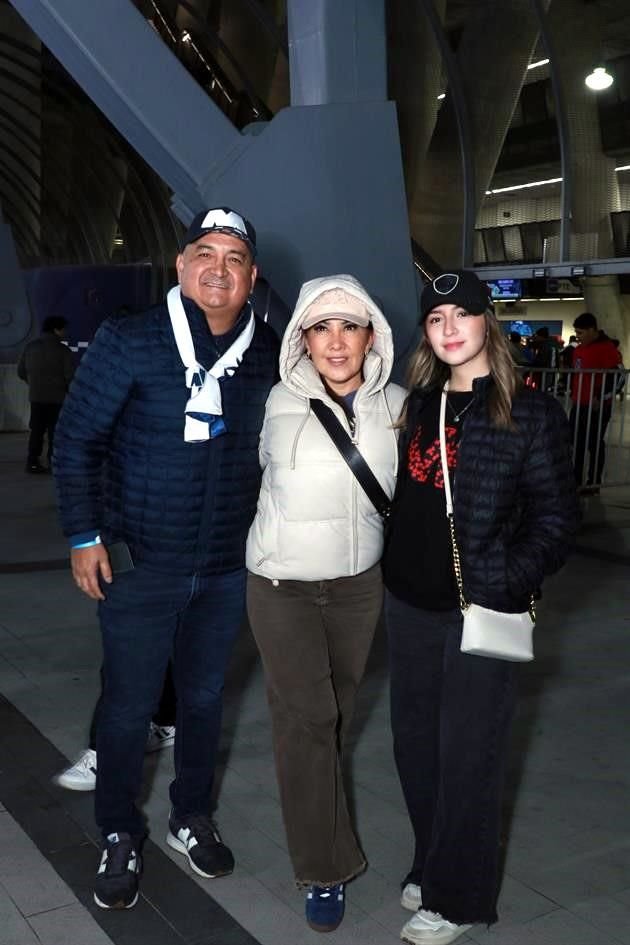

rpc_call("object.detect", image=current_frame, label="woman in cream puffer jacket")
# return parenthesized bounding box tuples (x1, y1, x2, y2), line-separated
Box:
(246, 274, 404, 932)
(246, 275, 404, 580)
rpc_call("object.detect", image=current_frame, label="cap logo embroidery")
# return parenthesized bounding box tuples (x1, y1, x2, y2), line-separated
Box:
(200, 208, 248, 238)
(433, 273, 460, 295)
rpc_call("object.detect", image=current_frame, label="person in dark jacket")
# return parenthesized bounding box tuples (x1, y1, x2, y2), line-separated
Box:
(17, 315, 75, 473)
(382, 270, 578, 945)
(53, 207, 279, 911)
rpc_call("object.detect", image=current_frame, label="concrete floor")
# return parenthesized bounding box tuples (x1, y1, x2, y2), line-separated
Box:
(1, 430, 629, 945)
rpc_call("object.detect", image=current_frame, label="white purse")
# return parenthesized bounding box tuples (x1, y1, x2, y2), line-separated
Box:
(438, 384, 534, 663)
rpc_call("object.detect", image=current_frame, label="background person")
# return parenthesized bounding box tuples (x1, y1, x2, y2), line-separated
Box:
(570, 311, 622, 493)
(53, 207, 279, 910)
(383, 269, 578, 945)
(17, 315, 75, 473)
(507, 330, 529, 366)
(246, 274, 405, 933)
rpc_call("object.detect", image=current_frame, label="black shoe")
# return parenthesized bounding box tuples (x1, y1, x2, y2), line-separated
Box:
(93, 832, 142, 910)
(26, 462, 47, 474)
(166, 812, 234, 878)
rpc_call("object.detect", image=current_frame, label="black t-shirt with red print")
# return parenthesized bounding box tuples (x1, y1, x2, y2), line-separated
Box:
(383, 389, 473, 611)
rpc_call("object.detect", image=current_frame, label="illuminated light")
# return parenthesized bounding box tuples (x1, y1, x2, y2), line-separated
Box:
(585, 66, 613, 91)
(437, 93, 445, 100)
(486, 177, 562, 195)
(181, 30, 191, 44)
(615, 164, 630, 171)
(527, 58, 550, 70)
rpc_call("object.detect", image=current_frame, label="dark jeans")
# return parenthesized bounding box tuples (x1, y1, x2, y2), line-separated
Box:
(569, 401, 612, 486)
(247, 565, 382, 886)
(88, 661, 176, 750)
(385, 592, 517, 925)
(28, 401, 61, 464)
(96, 566, 246, 839)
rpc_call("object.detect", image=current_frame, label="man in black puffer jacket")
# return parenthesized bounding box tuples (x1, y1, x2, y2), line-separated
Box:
(53, 207, 279, 911)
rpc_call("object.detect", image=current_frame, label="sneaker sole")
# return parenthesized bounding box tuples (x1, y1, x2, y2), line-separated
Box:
(93, 891, 138, 910)
(53, 776, 96, 792)
(306, 918, 343, 933)
(166, 831, 233, 879)
(401, 921, 472, 945)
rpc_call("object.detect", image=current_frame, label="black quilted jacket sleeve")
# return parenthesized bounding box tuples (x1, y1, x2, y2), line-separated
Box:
(455, 387, 580, 612)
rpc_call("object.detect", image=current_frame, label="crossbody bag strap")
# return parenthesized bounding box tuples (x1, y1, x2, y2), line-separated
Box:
(309, 398, 392, 520)
(438, 384, 468, 611)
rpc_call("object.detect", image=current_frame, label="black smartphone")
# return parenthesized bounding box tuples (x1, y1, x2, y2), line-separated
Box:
(107, 540, 135, 573)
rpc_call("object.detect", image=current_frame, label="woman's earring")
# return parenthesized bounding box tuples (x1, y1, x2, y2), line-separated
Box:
(306, 351, 312, 360)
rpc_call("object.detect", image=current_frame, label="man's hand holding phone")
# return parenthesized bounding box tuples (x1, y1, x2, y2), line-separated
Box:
(71, 544, 112, 600)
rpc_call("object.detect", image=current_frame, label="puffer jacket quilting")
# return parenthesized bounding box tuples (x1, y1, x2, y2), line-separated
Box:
(246, 274, 406, 581)
(400, 377, 580, 612)
(53, 299, 279, 575)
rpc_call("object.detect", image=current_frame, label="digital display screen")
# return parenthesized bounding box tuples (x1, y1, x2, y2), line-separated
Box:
(488, 278, 522, 300)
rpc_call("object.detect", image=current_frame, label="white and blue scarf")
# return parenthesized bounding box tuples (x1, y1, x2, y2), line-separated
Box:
(167, 286, 255, 442)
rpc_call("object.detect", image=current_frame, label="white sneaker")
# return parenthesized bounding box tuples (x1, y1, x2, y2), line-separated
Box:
(54, 748, 97, 791)
(401, 909, 472, 945)
(145, 723, 175, 753)
(401, 883, 423, 911)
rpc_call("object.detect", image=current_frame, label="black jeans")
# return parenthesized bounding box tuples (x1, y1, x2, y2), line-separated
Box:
(28, 401, 61, 464)
(385, 592, 517, 925)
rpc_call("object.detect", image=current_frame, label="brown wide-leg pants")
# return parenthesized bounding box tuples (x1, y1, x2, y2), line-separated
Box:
(247, 564, 383, 886)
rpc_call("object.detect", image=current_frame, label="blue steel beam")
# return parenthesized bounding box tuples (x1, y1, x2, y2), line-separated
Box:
(288, 0, 386, 106)
(9, 0, 242, 213)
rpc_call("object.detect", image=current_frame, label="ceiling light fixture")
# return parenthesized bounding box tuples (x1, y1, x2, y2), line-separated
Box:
(487, 166, 629, 197)
(527, 58, 550, 71)
(486, 177, 562, 195)
(585, 66, 613, 91)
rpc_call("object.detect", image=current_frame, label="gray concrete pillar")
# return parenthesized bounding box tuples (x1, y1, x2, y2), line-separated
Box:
(583, 276, 626, 359)
(387, 0, 445, 212)
(547, 0, 620, 261)
(401, 0, 543, 266)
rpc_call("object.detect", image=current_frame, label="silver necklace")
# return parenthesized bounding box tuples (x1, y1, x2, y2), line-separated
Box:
(446, 395, 474, 423)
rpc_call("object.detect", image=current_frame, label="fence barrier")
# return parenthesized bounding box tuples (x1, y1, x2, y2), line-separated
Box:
(518, 367, 629, 491)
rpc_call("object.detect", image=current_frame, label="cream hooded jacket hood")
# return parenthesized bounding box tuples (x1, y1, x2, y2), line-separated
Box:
(246, 274, 405, 581)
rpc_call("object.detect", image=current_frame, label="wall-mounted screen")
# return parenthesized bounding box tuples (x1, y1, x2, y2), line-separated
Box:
(488, 278, 522, 300)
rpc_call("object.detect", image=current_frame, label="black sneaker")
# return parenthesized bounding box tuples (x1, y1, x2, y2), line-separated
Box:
(166, 812, 234, 878)
(93, 832, 142, 910)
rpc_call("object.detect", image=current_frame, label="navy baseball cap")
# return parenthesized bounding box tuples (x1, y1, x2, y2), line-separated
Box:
(420, 269, 492, 322)
(182, 207, 257, 256)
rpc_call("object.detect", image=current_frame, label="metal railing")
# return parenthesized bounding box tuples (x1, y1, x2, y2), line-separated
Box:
(519, 367, 629, 490)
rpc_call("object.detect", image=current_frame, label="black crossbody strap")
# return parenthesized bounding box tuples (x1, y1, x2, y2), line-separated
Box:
(309, 398, 392, 520)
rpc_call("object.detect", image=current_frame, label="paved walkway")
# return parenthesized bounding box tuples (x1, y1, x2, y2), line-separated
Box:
(1, 431, 629, 945)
